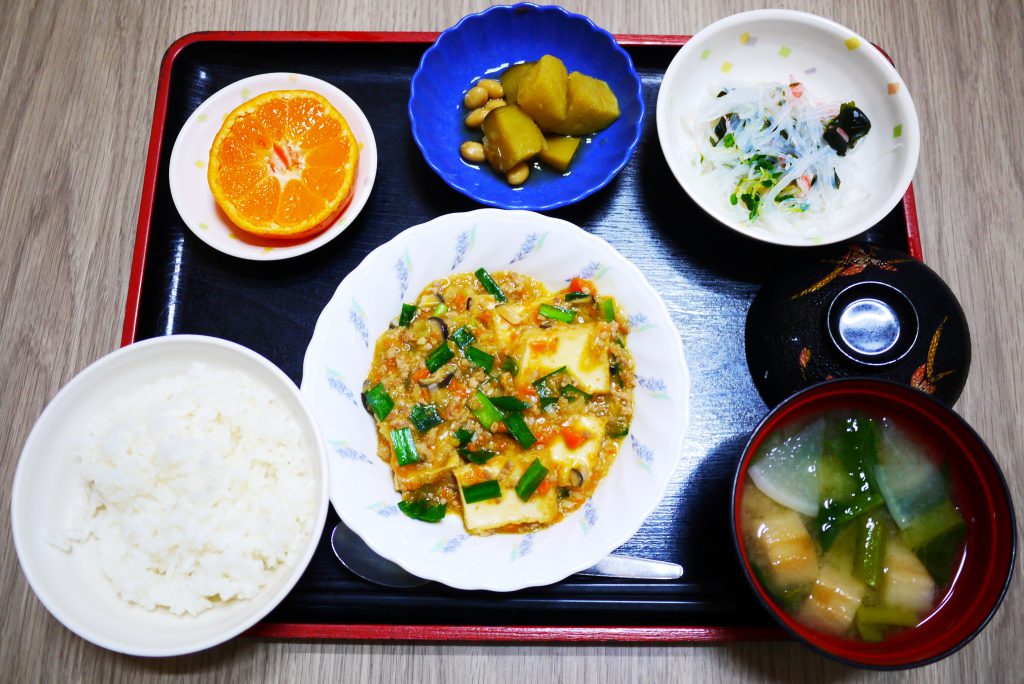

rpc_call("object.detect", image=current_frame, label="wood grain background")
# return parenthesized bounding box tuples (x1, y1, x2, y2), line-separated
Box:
(1, 1, 1020, 681)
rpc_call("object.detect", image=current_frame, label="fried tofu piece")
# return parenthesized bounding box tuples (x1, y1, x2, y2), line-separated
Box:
(797, 564, 866, 635)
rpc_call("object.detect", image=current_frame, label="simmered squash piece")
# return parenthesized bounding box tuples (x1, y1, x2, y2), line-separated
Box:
(549, 71, 621, 136)
(481, 105, 546, 173)
(500, 61, 535, 105)
(537, 135, 581, 172)
(516, 54, 569, 130)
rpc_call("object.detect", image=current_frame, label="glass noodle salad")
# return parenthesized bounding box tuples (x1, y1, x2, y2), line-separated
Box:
(691, 81, 871, 234)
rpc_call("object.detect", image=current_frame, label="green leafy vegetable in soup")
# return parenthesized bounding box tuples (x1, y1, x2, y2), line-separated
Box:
(362, 270, 636, 535)
(741, 411, 965, 642)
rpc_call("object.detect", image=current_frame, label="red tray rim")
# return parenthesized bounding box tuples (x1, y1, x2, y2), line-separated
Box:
(122, 30, 923, 644)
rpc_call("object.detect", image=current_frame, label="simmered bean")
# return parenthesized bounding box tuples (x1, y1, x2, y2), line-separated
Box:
(506, 162, 530, 186)
(460, 141, 485, 163)
(478, 78, 504, 99)
(463, 86, 488, 110)
(464, 107, 490, 128)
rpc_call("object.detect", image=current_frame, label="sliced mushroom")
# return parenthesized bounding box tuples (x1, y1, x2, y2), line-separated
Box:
(569, 469, 585, 487)
(495, 304, 522, 324)
(427, 316, 449, 340)
(417, 370, 455, 389)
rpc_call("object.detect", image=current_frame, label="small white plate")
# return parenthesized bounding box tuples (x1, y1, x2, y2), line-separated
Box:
(656, 10, 920, 247)
(168, 73, 377, 261)
(11, 335, 329, 656)
(301, 209, 690, 592)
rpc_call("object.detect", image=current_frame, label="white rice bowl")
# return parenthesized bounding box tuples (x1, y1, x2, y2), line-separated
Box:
(11, 335, 329, 656)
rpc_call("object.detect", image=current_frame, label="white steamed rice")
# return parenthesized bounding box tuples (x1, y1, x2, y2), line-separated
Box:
(67, 362, 315, 616)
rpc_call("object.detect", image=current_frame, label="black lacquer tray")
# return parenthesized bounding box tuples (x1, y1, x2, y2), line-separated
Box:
(124, 32, 921, 642)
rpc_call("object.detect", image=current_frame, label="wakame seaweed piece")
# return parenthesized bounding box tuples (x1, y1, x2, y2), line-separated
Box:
(399, 303, 417, 327)
(474, 267, 507, 302)
(712, 116, 727, 144)
(409, 403, 443, 432)
(823, 102, 872, 156)
(398, 499, 447, 523)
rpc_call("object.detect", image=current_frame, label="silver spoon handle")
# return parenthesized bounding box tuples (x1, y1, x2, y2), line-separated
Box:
(578, 554, 683, 580)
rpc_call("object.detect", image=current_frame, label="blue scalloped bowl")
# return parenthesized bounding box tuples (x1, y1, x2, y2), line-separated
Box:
(409, 3, 644, 211)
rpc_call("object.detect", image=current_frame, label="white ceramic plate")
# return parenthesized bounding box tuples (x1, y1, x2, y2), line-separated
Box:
(302, 209, 690, 591)
(656, 10, 920, 247)
(168, 72, 377, 261)
(10, 335, 330, 656)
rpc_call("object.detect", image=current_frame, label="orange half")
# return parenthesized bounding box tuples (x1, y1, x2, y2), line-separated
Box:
(208, 90, 359, 240)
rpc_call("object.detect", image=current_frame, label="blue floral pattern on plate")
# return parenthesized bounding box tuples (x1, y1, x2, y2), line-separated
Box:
(329, 439, 375, 465)
(630, 434, 655, 472)
(509, 231, 548, 264)
(325, 366, 358, 405)
(451, 226, 476, 270)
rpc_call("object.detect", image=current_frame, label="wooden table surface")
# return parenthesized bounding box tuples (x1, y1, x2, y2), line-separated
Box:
(1, 0, 1021, 681)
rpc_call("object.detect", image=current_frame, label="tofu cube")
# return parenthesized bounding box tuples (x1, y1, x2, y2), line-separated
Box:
(454, 458, 557, 534)
(519, 323, 610, 394)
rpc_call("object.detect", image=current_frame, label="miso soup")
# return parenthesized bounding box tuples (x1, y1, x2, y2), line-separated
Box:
(739, 409, 966, 642)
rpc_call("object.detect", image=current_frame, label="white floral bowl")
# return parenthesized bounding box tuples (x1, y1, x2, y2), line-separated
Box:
(302, 209, 689, 591)
(656, 10, 919, 247)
